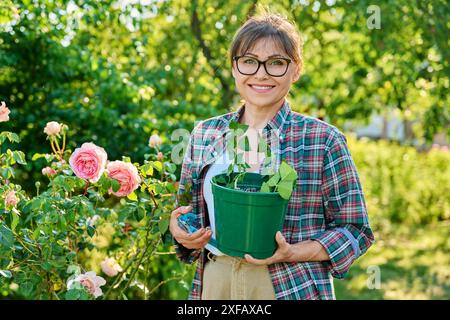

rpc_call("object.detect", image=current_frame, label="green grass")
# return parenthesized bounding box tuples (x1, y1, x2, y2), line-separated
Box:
(335, 221, 450, 300)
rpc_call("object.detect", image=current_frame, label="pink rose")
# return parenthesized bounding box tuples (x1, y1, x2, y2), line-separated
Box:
(0, 101, 11, 122)
(44, 121, 62, 136)
(67, 271, 106, 298)
(157, 152, 164, 161)
(5, 190, 18, 207)
(69, 142, 108, 183)
(106, 160, 141, 197)
(42, 166, 57, 177)
(149, 134, 162, 148)
(100, 258, 123, 277)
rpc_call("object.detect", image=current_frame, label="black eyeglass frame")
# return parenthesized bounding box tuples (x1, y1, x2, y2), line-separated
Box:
(233, 55, 292, 77)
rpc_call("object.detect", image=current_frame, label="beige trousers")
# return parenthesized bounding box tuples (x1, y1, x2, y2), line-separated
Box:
(201, 253, 277, 300)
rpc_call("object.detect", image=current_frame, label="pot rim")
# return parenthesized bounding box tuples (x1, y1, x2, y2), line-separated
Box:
(211, 174, 282, 198)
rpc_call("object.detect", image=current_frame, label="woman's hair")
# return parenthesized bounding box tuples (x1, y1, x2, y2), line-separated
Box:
(229, 11, 304, 72)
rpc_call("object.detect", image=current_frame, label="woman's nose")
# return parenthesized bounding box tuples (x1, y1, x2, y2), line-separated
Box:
(254, 63, 270, 79)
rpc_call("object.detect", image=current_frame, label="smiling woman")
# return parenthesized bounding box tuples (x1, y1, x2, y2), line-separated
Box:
(169, 9, 374, 300)
(230, 14, 302, 124)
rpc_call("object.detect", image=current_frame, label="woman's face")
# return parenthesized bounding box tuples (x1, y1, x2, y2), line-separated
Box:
(232, 38, 300, 110)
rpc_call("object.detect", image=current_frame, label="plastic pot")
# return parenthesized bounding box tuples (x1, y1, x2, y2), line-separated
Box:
(211, 172, 288, 259)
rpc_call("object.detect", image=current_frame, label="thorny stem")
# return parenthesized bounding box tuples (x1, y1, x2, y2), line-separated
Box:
(118, 206, 160, 297)
(83, 181, 89, 196)
(104, 202, 159, 299)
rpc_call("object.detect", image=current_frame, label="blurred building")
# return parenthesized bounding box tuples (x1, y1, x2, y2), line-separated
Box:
(342, 110, 450, 150)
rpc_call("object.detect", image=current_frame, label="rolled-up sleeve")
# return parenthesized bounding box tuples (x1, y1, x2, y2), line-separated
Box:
(311, 130, 375, 279)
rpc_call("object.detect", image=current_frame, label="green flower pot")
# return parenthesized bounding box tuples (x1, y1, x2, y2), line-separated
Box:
(211, 172, 289, 259)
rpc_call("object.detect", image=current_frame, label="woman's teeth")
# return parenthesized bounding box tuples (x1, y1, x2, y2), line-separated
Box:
(250, 85, 274, 89)
(249, 85, 275, 92)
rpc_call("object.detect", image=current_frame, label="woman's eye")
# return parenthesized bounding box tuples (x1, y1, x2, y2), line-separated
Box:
(243, 58, 257, 64)
(269, 59, 285, 66)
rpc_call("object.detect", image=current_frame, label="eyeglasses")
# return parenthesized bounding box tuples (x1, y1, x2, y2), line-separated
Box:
(233, 55, 292, 77)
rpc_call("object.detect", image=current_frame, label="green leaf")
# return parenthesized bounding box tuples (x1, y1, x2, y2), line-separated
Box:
(42, 262, 52, 272)
(32, 153, 46, 161)
(79, 289, 90, 300)
(226, 163, 234, 175)
(87, 226, 96, 237)
(1, 167, 13, 179)
(229, 122, 248, 131)
(121, 156, 131, 163)
(58, 214, 67, 230)
(279, 161, 292, 179)
(165, 162, 177, 173)
(20, 282, 34, 297)
(236, 152, 246, 165)
(158, 218, 169, 234)
(65, 289, 80, 300)
(0, 225, 14, 250)
(213, 175, 226, 185)
(2, 132, 20, 144)
(12, 151, 26, 165)
(136, 205, 146, 221)
(111, 179, 121, 192)
(32, 227, 41, 240)
(9, 132, 20, 143)
(31, 198, 43, 211)
(127, 191, 138, 201)
(267, 172, 280, 187)
(141, 163, 153, 176)
(152, 161, 163, 172)
(277, 180, 294, 200)
(260, 182, 270, 193)
(10, 210, 20, 232)
(243, 136, 250, 151)
(284, 170, 298, 182)
(257, 138, 267, 153)
(0, 270, 12, 278)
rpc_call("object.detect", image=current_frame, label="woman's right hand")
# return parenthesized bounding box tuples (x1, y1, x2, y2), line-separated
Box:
(169, 205, 212, 250)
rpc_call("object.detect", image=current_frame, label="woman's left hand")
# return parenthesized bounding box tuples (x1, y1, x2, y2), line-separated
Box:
(244, 231, 296, 265)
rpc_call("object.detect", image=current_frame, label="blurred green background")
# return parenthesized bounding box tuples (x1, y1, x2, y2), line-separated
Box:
(1, 0, 449, 299)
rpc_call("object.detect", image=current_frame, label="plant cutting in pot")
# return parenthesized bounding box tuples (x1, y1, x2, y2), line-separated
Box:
(211, 122, 298, 259)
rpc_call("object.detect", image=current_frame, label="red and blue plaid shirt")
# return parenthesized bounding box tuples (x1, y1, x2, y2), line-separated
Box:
(174, 99, 375, 300)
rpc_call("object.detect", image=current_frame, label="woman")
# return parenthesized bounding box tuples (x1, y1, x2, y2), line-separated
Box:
(169, 12, 374, 300)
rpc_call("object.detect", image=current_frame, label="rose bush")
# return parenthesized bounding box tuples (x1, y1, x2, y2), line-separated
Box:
(0, 102, 191, 300)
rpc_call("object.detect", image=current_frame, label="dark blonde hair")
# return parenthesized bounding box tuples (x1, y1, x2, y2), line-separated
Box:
(229, 11, 303, 72)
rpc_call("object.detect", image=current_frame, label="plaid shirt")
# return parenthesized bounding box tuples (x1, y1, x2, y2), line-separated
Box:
(174, 99, 374, 300)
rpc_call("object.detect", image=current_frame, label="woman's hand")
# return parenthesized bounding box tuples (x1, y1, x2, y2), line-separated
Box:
(244, 231, 296, 265)
(244, 231, 330, 265)
(169, 205, 212, 250)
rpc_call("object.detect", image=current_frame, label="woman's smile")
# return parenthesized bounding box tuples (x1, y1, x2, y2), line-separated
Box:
(247, 83, 276, 93)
